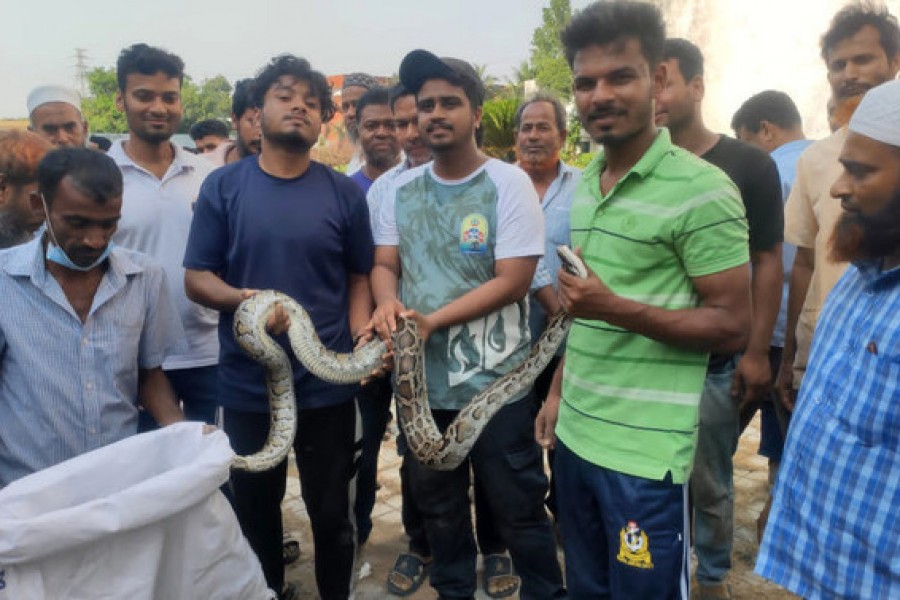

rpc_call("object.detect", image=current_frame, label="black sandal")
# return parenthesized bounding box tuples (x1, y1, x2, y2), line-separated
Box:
(386, 553, 431, 596)
(482, 554, 520, 599)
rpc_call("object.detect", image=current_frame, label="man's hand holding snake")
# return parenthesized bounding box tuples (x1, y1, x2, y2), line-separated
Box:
(557, 247, 620, 321)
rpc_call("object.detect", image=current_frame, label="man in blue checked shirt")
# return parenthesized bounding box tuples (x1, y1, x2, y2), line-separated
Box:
(0, 147, 186, 489)
(756, 79, 900, 599)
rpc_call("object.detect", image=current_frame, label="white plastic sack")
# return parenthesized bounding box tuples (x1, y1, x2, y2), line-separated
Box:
(0, 422, 274, 600)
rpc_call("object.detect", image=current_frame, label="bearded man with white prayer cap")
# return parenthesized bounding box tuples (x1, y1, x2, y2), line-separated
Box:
(755, 79, 900, 599)
(26, 85, 89, 148)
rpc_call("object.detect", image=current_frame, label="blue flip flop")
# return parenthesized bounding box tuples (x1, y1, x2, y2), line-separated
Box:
(483, 554, 520, 599)
(386, 553, 431, 597)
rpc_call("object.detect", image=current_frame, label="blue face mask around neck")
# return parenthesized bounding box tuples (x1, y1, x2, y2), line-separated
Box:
(41, 195, 115, 272)
(45, 240, 115, 272)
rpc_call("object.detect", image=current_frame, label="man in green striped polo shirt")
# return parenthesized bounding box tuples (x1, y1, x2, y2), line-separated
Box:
(534, 2, 751, 598)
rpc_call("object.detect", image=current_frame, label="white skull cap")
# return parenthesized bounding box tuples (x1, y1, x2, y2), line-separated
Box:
(848, 79, 900, 147)
(26, 85, 82, 115)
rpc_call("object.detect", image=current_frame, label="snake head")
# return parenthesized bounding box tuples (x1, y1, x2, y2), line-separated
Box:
(556, 245, 588, 279)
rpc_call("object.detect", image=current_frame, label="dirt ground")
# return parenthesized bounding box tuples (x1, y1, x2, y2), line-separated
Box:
(282, 414, 798, 599)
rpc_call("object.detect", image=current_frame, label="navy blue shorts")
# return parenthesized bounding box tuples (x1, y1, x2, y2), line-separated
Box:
(554, 441, 690, 599)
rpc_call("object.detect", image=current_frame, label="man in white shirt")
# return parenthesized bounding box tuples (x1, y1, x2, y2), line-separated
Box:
(107, 43, 219, 427)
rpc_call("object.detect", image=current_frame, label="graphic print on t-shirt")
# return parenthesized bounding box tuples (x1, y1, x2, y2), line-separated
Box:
(459, 213, 489, 255)
(447, 303, 523, 387)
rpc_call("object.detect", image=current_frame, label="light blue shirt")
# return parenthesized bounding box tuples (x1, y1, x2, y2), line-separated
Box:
(526, 160, 582, 344)
(770, 139, 814, 347)
(0, 236, 184, 487)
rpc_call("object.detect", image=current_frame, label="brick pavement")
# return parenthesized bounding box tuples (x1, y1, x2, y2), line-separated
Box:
(282, 414, 798, 599)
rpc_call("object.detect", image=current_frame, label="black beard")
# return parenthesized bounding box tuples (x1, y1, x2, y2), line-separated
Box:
(131, 128, 173, 144)
(0, 210, 33, 249)
(236, 137, 260, 158)
(366, 151, 398, 171)
(263, 129, 313, 153)
(830, 188, 900, 263)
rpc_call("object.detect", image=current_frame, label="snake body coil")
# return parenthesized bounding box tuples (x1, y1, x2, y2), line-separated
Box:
(231, 246, 587, 472)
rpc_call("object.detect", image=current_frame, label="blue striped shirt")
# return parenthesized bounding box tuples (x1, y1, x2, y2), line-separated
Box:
(0, 236, 184, 487)
(756, 259, 900, 598)
(526, 160, 581, 345)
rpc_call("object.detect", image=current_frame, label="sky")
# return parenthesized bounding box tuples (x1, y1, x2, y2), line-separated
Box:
(0, 0, 594, 118)
(3, 0, 899, 135)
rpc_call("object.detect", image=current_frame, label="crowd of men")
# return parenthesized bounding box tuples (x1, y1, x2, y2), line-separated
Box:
(0, 1, 898, 599)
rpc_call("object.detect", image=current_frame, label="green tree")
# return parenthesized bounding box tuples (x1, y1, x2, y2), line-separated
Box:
(82, 68, 127, 133)
(80, 66, 233, 134)
(502, 60, 538, 99)
(481, 97, 519, 161)
(181, 75, 232, 132)
(529, 0, 573, 99)
(473, 63, 502, 100)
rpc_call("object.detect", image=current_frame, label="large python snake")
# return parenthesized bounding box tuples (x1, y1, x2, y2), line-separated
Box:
(231, 246, 587, 472)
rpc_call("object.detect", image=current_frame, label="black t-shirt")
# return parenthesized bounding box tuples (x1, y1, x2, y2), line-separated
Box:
(701, 135, 783, 253)
(702, 135, 783, 367)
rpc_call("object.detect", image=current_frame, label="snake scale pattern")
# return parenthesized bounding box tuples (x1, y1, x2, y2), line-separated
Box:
(231, 246, 587, 472)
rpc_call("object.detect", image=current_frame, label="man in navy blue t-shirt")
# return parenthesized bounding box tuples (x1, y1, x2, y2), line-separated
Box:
(184, 55, 373, 600)
(347, 86, 400, 196)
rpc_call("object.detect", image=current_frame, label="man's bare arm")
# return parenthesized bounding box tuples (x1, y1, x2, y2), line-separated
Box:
(776, 246, 814, 411)
(185, 269, 288, 335)
(347, 272, 373, 339)
(138, 367, 184, 426)
(419, 256, 538, 340)
(185, 268, 249, 312)
(370, 245, 405, 339)
(533, 284, 561, 316)
(535, 355, 565, 449)
(558, 256, 751, 355)
(733, 245, 783, 403)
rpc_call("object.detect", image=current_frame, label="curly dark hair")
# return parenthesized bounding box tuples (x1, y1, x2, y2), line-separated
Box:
(251, 55, 336, 123)
(116, 43, 185, 91)
(821, 1, 900, 60)
(561, 1, 666, 69)
(231, 78, 259, 119)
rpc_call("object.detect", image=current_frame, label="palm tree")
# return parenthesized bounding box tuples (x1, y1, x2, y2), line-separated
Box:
(481, 97, 519, 161)
(505, 60, 538, 98)
(472, 63, 501, 99)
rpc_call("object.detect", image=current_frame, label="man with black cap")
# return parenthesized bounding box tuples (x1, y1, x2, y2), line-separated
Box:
(370, 49, 565, 600)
